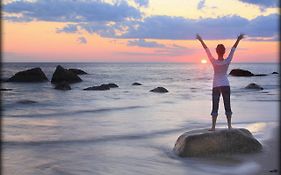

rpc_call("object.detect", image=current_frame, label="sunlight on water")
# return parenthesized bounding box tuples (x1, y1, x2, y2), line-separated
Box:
(245, 122, 267, 133)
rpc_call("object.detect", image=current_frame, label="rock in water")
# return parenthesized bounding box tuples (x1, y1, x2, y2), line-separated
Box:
(173, 128, 262, 157)
(7, 67, 48, 82)
(17, 100, 37, 104)
(83, 83, 118, 90)
(68, 68, 88, 75)
(107, 83, 119, 88)
(0, 88, 12, 91)
(272, 72, 278, 74)
(132, 82, 142, 86)
(51, 65, 82, 84)
(229, 69, 254, 77)
(54, 82, 71, 90)
(245, 83, 263, 90)
(150, 87, 168, 93)
(83, 84, 110, 91)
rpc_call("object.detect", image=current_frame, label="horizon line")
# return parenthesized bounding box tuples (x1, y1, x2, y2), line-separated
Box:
(1, 61, 279, 64)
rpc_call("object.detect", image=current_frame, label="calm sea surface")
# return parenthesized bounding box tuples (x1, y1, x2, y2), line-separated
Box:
(1, 62, 279, 175)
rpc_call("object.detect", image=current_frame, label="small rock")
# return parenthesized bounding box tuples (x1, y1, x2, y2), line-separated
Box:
(272, 72, 278, 74)
(269, 169, 278, 173)
(245, 83, 263, 90)
(150, 87, 168, 93)
(7, 67, 48, 82)
(17, 100, 37, 104)
(0, 88, 12, 91)
(173, 128, 262, 157)
(83, 83, 118, 90)
(51, 65, 82, 84)
(68, 68, 88, 75)
(132, 82, 142, 86)
(54, 82, 71, 90)
(83, 84, 110, 91)
(229, 69, 254, 77)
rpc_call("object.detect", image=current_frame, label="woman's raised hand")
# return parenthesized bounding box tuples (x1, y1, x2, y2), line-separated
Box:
(233, 33, 245, 48)
(237, 34, 245, 40)
(196, 34, 202, 40)
(196, 34, 207, 49)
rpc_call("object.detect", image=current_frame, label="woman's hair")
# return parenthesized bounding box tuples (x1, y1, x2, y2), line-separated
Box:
(216, 44, 225, 55)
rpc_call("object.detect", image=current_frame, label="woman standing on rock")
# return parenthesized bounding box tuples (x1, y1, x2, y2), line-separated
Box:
(196, 34, 244, 131)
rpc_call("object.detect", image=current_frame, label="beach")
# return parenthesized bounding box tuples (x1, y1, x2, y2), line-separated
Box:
(1, 62, 279, 175)
(254, 127, 279, 175)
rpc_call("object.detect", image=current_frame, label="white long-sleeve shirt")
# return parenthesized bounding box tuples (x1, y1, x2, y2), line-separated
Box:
(205, 47, 236, 88)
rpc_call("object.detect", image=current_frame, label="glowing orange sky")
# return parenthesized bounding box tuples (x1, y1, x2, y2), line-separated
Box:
(2, 0, 279, 62)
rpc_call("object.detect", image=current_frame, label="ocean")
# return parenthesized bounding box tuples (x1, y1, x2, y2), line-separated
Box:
(1, 62, 279, 175)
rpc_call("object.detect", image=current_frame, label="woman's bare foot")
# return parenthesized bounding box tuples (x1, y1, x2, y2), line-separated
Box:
(228, 126, 233, 130)
(208, 128, 215, 131)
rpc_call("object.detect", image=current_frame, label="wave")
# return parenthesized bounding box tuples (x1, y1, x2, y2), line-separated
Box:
(4, 105, 146, 118)
(2, 125, 199, 147)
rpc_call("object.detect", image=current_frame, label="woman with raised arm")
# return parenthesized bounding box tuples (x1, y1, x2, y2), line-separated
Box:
(196, 34, 244, 131)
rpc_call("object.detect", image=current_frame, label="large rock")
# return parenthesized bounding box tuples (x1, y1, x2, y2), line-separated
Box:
(68, 68, 88, 75)
(7, 67, 48, 82)
(245, 83, 263, 90)
(51, 65, 82, 84)
(54, 82, 71, 90)
(173, 128, 262, 157)
(229, 69, 254, 77)
(150, 87, 168, 93)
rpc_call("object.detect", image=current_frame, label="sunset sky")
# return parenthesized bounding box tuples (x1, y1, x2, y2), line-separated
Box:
(2, 0, 279, 63)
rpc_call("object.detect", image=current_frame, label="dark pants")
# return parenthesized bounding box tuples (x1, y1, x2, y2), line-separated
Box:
(211, 86, 232, 117)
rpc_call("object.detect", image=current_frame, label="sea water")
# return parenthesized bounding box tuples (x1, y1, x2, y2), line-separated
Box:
(1, 63, 279, 175)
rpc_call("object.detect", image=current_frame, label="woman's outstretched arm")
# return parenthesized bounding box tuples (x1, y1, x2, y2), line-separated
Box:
(196, 34, 214, 63)
(196, 34, 208, 49)
(226, 34, 245, 63)
(232, 34, 245, 48)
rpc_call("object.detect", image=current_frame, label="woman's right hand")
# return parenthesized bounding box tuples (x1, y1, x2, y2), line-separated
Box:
(196, 34, 202, 40)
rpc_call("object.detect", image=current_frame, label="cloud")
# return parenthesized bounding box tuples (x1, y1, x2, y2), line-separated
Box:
(3, 0, 141, 22)
(154, 44, 193, 57)
(77, 36, 87, 44)
(120, 14, 279, 40)
(197, 0, 206, 10)
(117, 46, 192, 57)
(238, 0, 278, 8)
(56, 24, 79, 33)
(126, 39, 192, 56)
(127, 39, 165, 48)
(134, 0, 149, 7)
(246, 35, 279, 41)
(4, 0, 278, 41)
(53, 14, 279, 41)
(56, 14, 278, 41)
(244, 14, 278, 38)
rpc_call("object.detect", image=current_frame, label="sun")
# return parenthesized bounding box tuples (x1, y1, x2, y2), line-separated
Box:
(201, 59, 207, 64)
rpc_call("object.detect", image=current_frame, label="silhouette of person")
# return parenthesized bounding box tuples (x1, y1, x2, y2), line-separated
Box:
(196, 34, 245, 131)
